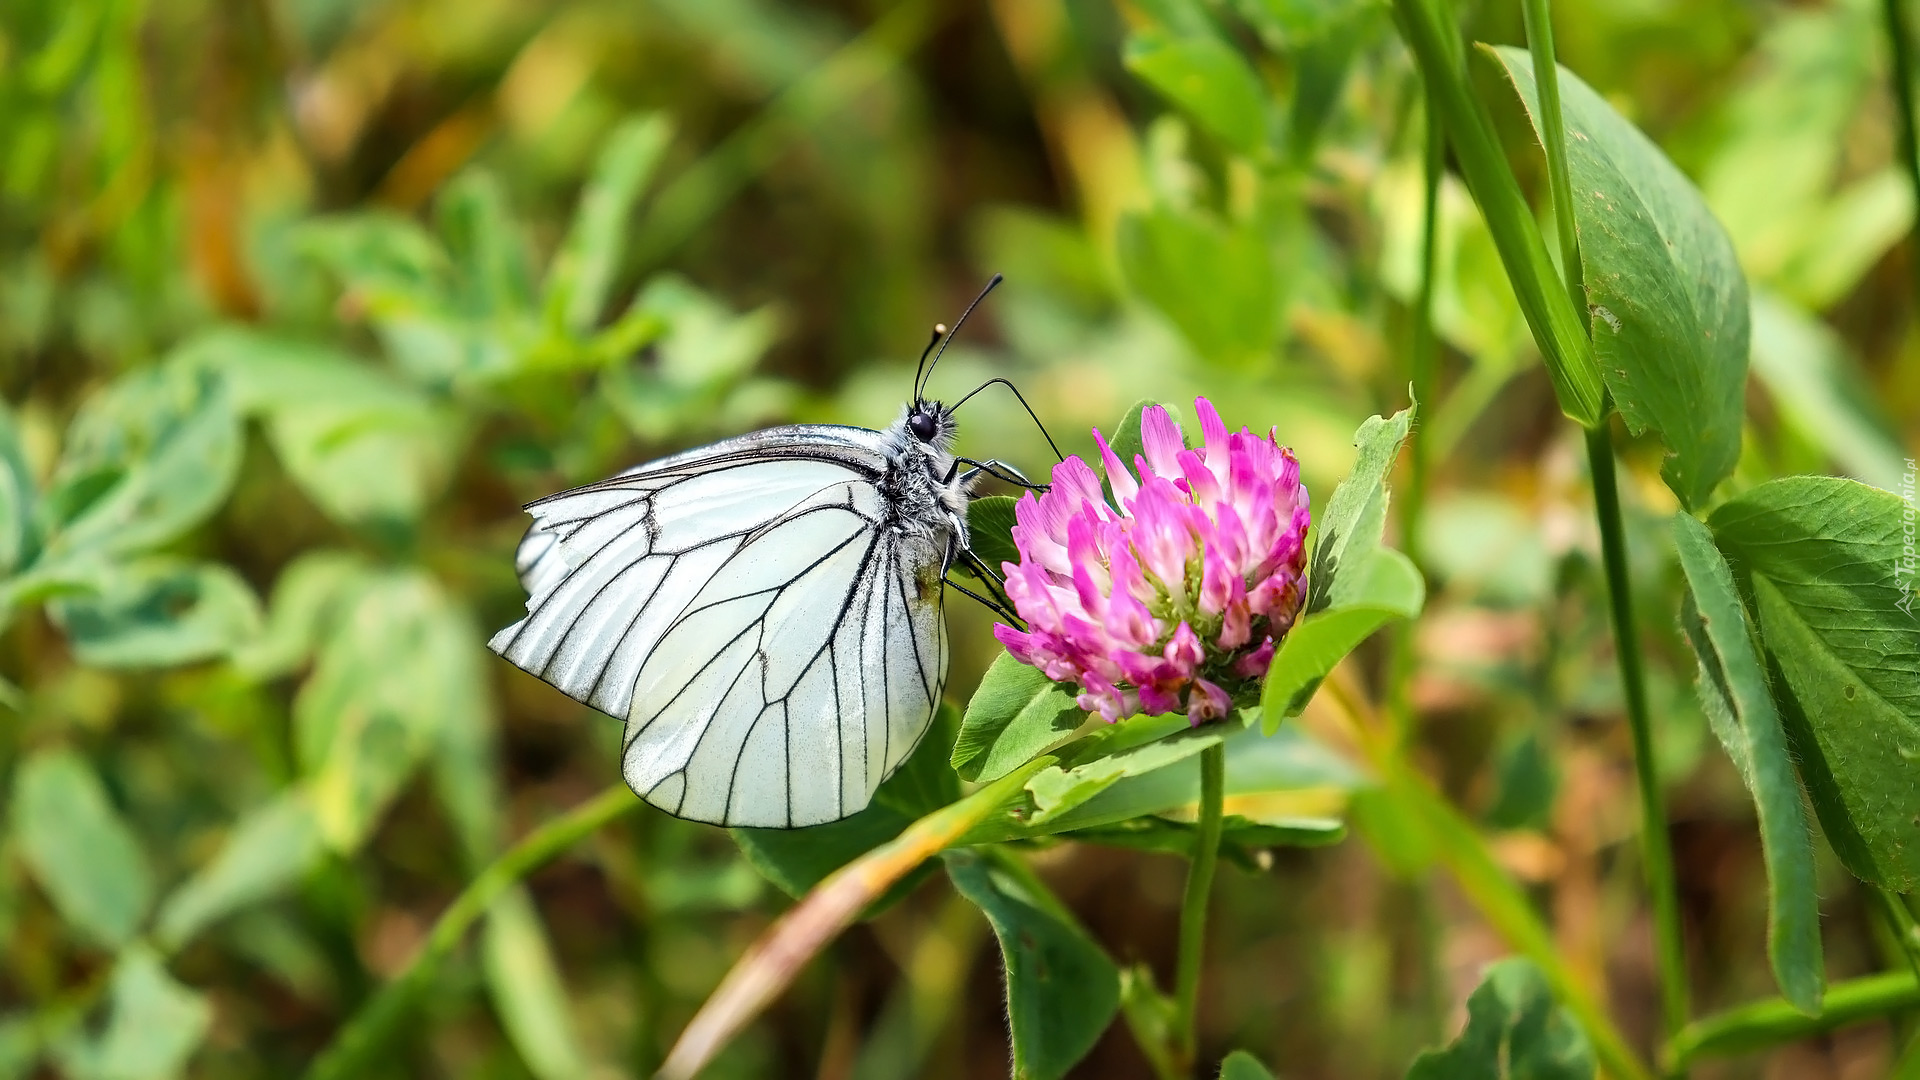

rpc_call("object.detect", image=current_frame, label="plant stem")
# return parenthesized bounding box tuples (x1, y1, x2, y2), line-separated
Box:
(1876, 887, 1920, 979)
(1883, 0, 1920, 313)
(1389, 0, 1605, 427)
(1669, 972, 1920, 1068)
(303, 785, 640, 1080)
(1173, 742, 1227, 1074)
(1521, 0, 1585, 313)
(1586, 426, 1690, 1054)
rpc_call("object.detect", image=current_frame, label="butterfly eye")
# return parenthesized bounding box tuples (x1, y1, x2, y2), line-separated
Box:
(907, 410, 940, 442)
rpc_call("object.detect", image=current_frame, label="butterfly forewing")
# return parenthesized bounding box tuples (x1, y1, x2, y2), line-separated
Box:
(490, 425, 951, 828)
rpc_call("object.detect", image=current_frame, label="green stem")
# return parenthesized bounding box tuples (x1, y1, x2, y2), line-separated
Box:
(1669, 972, 1920, 1068)
(1521, 0, 1585, 312)
(1883, 0, 1920, 313)
(1877, 888, 1920, 979)
(1172, 742, 1226, 1074)
(1587, 426, 1690, 1053)
(303, 785, 640, 1080)
(1388, 0, 1605, 427)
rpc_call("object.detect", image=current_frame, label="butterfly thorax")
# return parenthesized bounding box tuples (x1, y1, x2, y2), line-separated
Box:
(879, 402, 971, 554)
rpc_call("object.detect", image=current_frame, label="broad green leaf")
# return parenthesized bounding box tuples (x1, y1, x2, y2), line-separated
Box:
(41, 362, 240, 561)
(49, 558, 263, 668)
(201, 332, 458, 530)
(952, 651, 1084, 783)
(230, 550, 376, 680)
(1119, 206, 1280, 369)
(11, 748, 152, 947)
(154, 793, 325, 952)
(1710, 477, 1920, 891)
(1263, 547, 1424, 729)
(944, 850, 1118, 1080)
(1221, 1049, 1279, 1080)
(56, 945, 210, 1080)
(1489, 48, 1746, 510)
(296, 572, 491, 851)
(1672, 513, 1823, 1013)
(1124, 31, 1270, 157)
(483, 887, 589, 1080)
(1306, 407, 1413, 615)
(546, 113, 674, 335)
(1406, 958, 1594, 1080)
(967, 495, 1020, 572)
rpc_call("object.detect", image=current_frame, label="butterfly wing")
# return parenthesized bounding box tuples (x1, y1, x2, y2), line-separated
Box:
(490, 426, 950, 827)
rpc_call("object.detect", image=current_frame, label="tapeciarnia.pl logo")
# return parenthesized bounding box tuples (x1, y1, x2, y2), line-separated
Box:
(1900, 458, 1917, 619)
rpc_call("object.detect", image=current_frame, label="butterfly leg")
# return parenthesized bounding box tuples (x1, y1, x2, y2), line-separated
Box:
(939, 529, 1025, 627)
(956, 457, 1048, 491)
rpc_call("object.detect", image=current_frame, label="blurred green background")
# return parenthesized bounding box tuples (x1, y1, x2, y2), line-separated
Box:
(2, 0, 1918, 1076)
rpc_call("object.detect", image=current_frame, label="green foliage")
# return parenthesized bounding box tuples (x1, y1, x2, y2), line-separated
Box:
(1710, 478, 1920, 892)
(966, 493, 1021, 570)
(1407, 959, 1594, 1080)
(1266, 407, 1422, 728)
(1673, 513, 1822, 1013)
(1221, 1049, 1280, 1080)
(944, 850, 1120, 1080)
(1489, 49, 1748, 511)
(11, 748, 152, 948)
(1120, 206, 1283, 370)
(953, 651, 1084, 782)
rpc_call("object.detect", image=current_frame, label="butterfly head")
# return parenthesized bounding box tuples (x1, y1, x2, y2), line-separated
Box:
(905, 398, 956, 447)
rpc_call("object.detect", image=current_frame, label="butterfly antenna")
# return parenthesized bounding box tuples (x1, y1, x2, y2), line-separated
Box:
(911, 324, 945, 405)
(949, 377, 1066, 463)
(916, 273, 1003, 402)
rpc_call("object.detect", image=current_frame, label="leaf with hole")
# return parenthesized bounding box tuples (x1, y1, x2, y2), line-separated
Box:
(1307, 406, 1413, 615)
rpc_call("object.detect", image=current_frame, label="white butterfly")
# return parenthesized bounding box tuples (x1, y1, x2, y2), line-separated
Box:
(490, 281, 1039, 828)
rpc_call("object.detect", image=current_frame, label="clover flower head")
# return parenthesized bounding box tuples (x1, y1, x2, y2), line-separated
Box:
(993, 398, 1311, 724)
